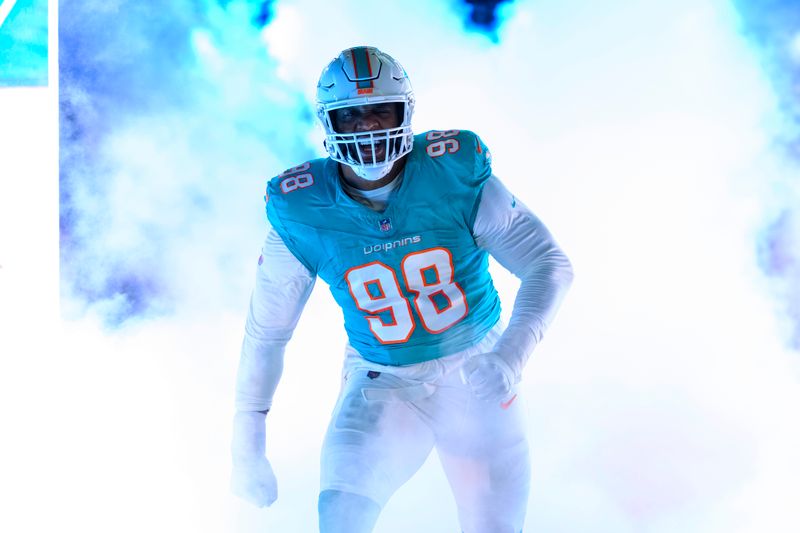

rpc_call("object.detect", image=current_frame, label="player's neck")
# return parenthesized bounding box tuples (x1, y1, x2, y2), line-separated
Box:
(339, 157, 407, 191)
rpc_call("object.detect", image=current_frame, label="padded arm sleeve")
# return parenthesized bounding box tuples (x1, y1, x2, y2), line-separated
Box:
(473, 175, 574, 382)
(235, 228, 316, 412)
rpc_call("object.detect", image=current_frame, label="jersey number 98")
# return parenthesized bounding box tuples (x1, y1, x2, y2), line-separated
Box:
(425, 130, 460, 158)
(278, 162, 315, 193)
(345, 247, 468, 344)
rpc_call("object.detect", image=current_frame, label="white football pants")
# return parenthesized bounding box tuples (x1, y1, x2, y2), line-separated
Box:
(320, 323, 530, 533)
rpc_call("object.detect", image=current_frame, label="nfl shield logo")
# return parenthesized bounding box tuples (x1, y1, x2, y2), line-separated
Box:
(379, 218, 392, 232)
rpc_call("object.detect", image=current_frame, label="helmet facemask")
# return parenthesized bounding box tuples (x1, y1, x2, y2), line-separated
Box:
(316, 47, 415, 181)
(320, 100, 414, 181)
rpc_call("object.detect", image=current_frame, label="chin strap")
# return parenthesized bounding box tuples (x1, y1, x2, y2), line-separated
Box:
(354, 162, 393, 181)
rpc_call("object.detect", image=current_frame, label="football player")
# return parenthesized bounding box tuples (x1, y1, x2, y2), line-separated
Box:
(231, 46, 573, 533)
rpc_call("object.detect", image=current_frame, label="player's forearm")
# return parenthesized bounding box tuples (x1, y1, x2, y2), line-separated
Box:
(472, 175, 574, 381)
(493, 248, 573, 380)
(235, 229, 316, 411)
(235, 335, 288, 412)
(235, 304, 297, 412)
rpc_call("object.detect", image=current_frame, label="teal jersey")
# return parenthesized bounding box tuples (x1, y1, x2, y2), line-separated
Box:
(266, 130, 501, 365)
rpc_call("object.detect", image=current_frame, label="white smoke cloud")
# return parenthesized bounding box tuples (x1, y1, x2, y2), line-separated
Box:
(2, 0, 800, 531)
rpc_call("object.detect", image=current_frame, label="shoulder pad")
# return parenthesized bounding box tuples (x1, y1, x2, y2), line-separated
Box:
(266, 157, 328, 199)
(414, 130, 492, 183)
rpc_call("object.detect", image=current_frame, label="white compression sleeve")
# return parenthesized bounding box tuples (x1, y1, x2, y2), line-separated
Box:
(473, 175, 574, 382)
(235, 228, 316, 412)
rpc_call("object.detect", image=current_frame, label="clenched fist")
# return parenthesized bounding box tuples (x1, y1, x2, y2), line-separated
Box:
(460, 352, 516, 404)
(231, 411, 278, 507)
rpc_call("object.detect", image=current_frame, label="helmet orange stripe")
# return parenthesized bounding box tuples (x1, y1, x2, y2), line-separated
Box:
(351, 47, 375, 89)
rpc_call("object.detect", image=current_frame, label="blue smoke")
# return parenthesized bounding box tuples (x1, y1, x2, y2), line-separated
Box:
(734, 0, 800, 349)
(59, 0, 314, 325)
(458, 0, 517, 40)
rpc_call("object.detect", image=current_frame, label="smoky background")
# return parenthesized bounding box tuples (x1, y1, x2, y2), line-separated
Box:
(1, 0, 799, 531)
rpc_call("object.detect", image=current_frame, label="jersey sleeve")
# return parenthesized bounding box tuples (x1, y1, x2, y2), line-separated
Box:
(265, 175, 318, 274)
(467, 132, 494, 229)
(474, 133, 493, 181)
(235, 228, 316, 412)
(473, 175, 574, 381)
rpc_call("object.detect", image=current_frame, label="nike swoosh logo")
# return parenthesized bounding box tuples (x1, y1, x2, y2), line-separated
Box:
(500, 394, 518, 410)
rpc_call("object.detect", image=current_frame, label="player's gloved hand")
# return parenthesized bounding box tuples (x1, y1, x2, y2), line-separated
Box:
(231, 410, 278, 507)
(460, 352, 516, 403)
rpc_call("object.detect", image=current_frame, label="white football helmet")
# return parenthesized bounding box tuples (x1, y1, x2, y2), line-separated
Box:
(316, 46, 415, 181)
